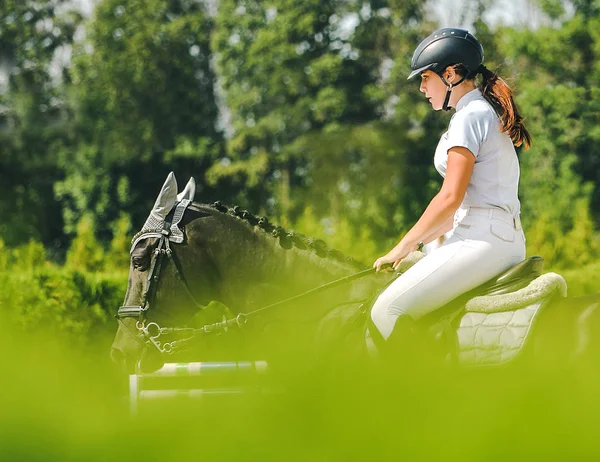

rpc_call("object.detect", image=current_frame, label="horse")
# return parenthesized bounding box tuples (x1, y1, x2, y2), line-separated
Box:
(110, 173, 395, 374)
(111, 173, 600, 381)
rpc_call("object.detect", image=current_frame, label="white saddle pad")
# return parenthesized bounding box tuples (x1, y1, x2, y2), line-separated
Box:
(465, 272, 567, 313)
(457, 273, 567, 366)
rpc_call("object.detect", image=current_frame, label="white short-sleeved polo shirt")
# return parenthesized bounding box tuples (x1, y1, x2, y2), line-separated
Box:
(434, 88, 521, 217)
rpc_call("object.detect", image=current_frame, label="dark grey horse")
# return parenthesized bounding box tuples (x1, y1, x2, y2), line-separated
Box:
(111, 173, 600, 377)
(110, 173, 393, 373)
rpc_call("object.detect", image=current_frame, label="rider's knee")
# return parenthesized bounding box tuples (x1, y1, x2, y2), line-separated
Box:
(370, 299, 411, 341)
(370, 300, 389, 338)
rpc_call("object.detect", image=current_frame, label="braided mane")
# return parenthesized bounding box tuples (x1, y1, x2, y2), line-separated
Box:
(207, 201, 366, 270)
(131, 200, 368, 271)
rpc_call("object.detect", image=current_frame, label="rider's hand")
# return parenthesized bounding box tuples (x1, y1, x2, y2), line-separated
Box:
(373, 243, 411, 272)
(373, 255, 398, 272)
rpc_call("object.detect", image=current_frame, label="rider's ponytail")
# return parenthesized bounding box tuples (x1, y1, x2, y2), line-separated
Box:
(476, 65, 532, 150)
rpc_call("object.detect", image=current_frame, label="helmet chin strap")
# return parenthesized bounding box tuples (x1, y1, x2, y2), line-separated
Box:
(439, 74, 465, 111)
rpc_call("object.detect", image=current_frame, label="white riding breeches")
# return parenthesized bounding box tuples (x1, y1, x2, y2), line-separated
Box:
(370, 207, 526, 340)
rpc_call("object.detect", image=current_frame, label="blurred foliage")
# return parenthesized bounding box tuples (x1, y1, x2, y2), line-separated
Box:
(291, 206, 378, 264)
(56, 0, 224, 239)
(2, 288, 600, 461)
(0, 238, 126, 349)
(65, 213, 106, 271)
(0, 208, 128, 351)
(496, 6, 600, 225)
(562, 261, 600, 297)
(211, 0, 392, 215)
(491, 6, 600, 267)
(0, 0, 81, 250)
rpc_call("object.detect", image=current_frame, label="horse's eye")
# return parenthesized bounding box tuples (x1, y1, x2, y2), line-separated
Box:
(132, 255, 148, 271)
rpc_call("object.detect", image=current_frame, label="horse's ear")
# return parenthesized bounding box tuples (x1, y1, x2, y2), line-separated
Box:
(142, 172, 178, 230)
(177, 177, 196, 202)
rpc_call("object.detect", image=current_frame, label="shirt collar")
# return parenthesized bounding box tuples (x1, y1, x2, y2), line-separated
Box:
(455, 88, 483, 112)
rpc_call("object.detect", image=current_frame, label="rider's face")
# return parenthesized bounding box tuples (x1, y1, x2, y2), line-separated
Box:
(419, 70, 448, 111)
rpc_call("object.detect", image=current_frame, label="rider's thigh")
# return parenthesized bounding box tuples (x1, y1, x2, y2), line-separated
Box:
(370, 215, 525, 338)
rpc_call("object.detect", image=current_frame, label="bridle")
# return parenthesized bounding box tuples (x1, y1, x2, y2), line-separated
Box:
(115, 206, 238, 355)
(116, 205, 391, 356)
(117, 220, 207, 321)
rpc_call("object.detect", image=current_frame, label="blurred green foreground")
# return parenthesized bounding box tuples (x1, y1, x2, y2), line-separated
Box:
(2, 303, 600, 462)
(1, 237, 600, 461)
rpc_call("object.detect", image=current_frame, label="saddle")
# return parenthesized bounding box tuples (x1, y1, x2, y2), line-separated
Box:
(408, 254, 567, 367)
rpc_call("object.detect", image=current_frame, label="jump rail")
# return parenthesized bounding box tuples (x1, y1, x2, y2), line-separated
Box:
(129, 360, 269, 415)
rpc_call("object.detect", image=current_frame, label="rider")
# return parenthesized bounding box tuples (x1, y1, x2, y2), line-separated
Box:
(369, 28, 531, 352)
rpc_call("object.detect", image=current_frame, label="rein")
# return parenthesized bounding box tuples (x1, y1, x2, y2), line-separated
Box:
(116, 209, 390, 355)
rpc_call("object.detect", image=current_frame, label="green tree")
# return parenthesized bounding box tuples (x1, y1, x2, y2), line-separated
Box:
(211, 0, 389, 217)
(493, 4, 600, 267)
(60, 0, 223, 238)
(499, 2, 600, 227)
(65, 214, 105, 272)
(0, 1, 81, 248)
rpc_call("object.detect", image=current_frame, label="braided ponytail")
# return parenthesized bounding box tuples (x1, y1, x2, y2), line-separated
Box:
(477, 65, 532, 149)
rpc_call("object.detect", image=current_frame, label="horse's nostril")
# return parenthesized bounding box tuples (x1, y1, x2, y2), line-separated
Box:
(110, 347, 124, 365)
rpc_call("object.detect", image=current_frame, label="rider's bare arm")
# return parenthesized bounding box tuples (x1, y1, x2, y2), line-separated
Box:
(420, 215, 454, 246)
(394, 146, 475, 252)
(373, 146, 475, 270)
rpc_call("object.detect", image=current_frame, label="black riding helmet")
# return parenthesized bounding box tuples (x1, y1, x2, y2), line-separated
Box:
(408, 28, 484, 110)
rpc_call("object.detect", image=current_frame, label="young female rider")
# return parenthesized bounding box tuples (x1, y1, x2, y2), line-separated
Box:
(369, 28, 531, 351)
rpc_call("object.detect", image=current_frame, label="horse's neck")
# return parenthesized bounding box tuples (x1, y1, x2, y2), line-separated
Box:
(242, 237, 357, 309)
(203, 211, 376, 311)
